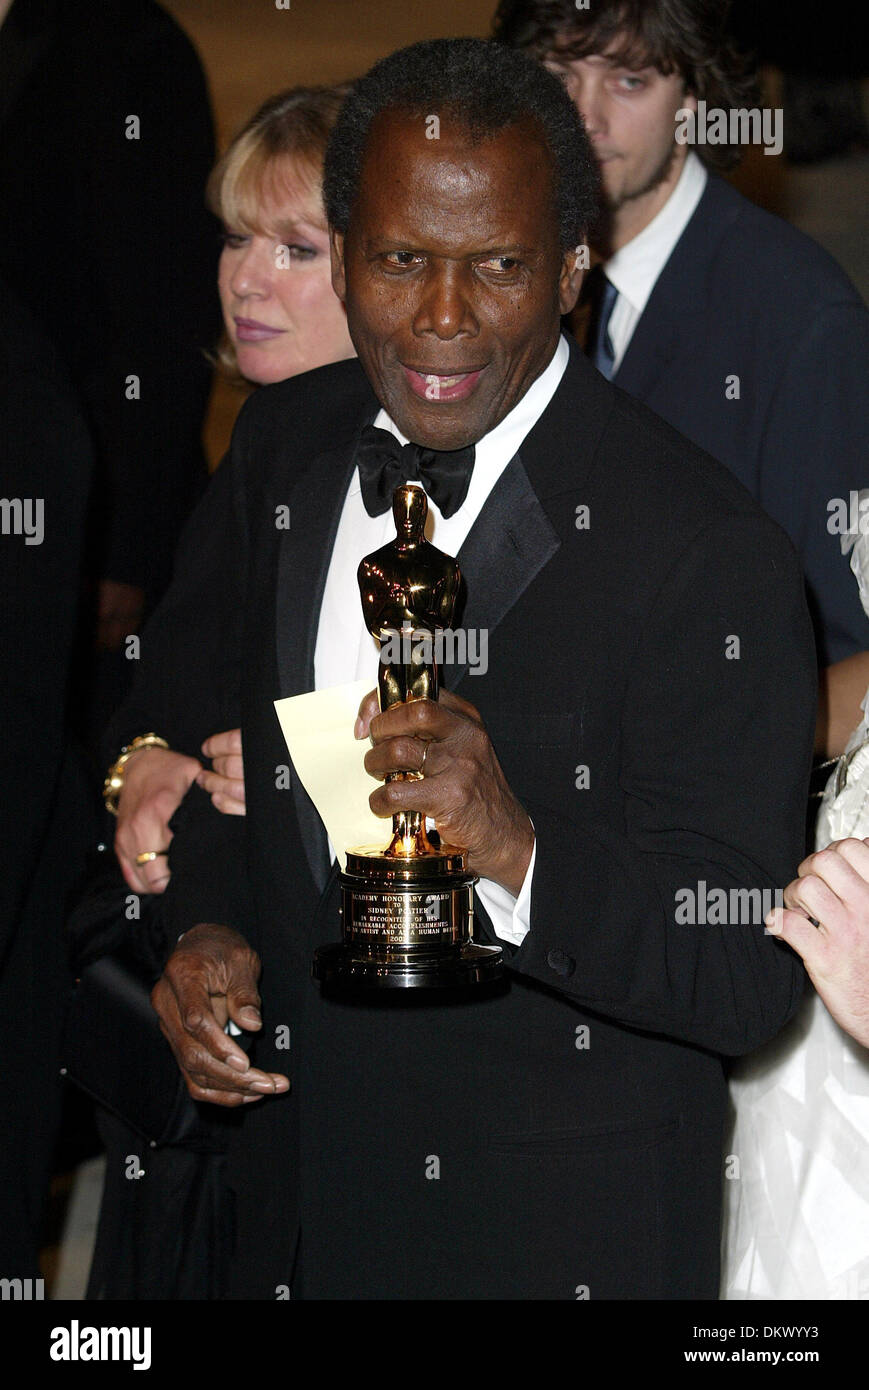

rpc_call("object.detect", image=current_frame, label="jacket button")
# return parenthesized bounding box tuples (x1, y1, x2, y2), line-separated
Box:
(547, 948, 575, 978)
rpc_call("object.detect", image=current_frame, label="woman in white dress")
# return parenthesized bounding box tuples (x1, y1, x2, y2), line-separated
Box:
(722, 494, 869, 1300)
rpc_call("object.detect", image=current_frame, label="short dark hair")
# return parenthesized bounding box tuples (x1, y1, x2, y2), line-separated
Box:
(322, 37, 599, 251)
(492, 0, 759, 170)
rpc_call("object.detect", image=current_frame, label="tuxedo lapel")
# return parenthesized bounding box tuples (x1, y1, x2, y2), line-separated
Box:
(450, 339, 613, 687)
(275, 440, 358, 699)
(450, 456, 560, 689)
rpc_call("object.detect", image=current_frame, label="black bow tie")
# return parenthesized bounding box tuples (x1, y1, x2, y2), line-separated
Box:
(355, 424, 476, 519)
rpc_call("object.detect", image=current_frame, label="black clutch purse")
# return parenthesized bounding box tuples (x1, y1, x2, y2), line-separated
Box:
(62, 833, 229, 1151)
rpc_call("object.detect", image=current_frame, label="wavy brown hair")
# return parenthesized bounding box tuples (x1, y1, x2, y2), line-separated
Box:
(492, 0, 760, 170)
(207, 84, 352, 380)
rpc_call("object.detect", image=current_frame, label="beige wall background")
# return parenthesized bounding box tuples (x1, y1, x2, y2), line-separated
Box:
(164, 0, 497, 148)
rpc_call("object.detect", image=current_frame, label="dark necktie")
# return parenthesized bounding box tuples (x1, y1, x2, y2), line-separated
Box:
(355, 424, 476, 519)
(583, 265, 619, 381)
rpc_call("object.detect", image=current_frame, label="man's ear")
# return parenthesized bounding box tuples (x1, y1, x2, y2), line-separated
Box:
(558, 243, 587, 315)
(330, 227, 347, 299)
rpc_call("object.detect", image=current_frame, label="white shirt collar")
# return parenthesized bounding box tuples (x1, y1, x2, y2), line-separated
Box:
(604, 151, 707, 318)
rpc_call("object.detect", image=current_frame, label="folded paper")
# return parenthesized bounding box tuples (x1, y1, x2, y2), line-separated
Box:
(274, 680, 388, 870)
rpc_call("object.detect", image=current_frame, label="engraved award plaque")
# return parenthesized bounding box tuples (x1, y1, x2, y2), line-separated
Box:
(313, 484, 503, 990)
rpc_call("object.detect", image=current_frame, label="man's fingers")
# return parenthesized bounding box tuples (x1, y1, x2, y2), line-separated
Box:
(153, 983, 250, 1091)
(355, 689, 380, 739)
(150, 926, 291, 1106)
(159, 960, 256, 1062)
(364, 735, 433, 780)
(153, 979, 286, 1098)
(170, 975, 253, 1068)
(368, 696, 455, 746)
(184, 1083, 259, 1108)
(368, 766, 454, 823)
(226, 984, 263, 1031)
(210, 793, 247, 817)
(183, 1078, 288, 1108)
(355, 689, 485, 743)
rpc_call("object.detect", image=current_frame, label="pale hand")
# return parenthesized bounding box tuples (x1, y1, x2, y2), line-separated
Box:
(197, 727, 246, 815)
(766, 837, 869, 1048)
(114, 729, 246, 895)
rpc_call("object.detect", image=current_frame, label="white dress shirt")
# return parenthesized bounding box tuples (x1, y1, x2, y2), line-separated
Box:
(313, 334, 570, 946)
(605, 151, 707, 373)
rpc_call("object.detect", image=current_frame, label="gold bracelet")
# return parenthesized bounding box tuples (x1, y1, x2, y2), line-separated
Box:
(103, 733, 170, 815)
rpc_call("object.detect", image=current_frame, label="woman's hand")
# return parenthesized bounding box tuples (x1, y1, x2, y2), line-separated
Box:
(197, 728, 246, 816)
(115, 747, 202, 894)
(766, 837, 869, 1048)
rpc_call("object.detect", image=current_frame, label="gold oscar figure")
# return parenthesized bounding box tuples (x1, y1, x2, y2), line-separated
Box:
(313, 484, 503, 989)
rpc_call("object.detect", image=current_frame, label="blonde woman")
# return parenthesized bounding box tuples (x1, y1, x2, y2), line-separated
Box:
(111, 86, 355, 897)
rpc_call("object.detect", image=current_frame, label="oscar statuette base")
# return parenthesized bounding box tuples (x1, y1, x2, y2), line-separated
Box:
(313, 846, 504, 991)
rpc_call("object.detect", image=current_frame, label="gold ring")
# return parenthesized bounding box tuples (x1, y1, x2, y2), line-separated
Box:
(135, 850, 170, 866)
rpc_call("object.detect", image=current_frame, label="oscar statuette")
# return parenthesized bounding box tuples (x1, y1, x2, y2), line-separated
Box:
(313, 484, 503, 990)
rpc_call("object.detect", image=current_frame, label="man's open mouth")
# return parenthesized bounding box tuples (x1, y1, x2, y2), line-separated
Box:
(401, 365, 486, 402)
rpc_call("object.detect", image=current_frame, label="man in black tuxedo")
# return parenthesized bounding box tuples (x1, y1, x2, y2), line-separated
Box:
(493, 0, 869, 756)
(136, 38, 817, 1299)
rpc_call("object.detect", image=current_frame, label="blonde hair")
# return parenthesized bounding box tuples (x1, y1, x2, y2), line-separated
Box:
(208, 84, 352, 380)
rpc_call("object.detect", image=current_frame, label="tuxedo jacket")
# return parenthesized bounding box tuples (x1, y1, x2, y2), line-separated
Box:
(610, 173, 868, 667)
(103, 340, 817, 1300)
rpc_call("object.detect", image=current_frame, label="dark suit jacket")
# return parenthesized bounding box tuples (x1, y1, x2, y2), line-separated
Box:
(611, 173, 868, 667)
(105, 340, 816, 1299)
(0, 0, 219, 600)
